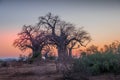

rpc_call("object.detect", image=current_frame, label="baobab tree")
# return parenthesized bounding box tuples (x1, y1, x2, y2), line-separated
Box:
(13, 12, 91, 72)
(38, 13, 91, 63)
(14, 13, 91, 59)
(13, 25, 47, 58)
(67, 40, 79, 59)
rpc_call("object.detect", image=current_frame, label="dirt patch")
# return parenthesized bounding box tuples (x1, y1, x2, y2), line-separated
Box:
(11, 71, 36, 77)
(89, 74, 120, 80)
(1, 62, 120, 80)
(0, 62, 63, 80)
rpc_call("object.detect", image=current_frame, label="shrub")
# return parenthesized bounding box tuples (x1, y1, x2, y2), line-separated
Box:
(27, 57, 34, 64)
(78, 52, 120, 75)
(48, 56, 56, 60)
(1, 61, 9, 67)
(64, 52, 120, 79)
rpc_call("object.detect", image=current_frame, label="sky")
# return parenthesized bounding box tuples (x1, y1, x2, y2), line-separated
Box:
(0, 0, 120, 57)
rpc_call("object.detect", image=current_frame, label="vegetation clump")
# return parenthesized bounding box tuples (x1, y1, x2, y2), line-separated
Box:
(1, 61, 9, 67)
(64, 42, 120, 79)
(73, 52, 120, 75)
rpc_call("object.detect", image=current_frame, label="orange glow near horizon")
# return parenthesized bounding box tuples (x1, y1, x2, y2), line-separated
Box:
(0, 30, 29, 57)
(0, 0, 120, 58)
(0, 29, 120, 58)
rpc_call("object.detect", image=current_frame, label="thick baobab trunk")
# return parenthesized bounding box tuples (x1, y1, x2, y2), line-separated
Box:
(32, 49, 42, 65)
(32, 47, 42, 59)
(58, 46, 68, 61)
(56, 45, 70, 72)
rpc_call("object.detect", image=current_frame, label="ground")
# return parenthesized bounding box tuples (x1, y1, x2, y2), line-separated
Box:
(1, 61, 120, 80)
(0, 62, 62, 80)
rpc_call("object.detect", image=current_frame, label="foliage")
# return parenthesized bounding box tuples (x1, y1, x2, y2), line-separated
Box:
(13, 25, 47, 58)
(38, 13, 91, 60)
(13, 13, 91, 68)
(64, 43, 120, 80)
(71, 52, 120, 76)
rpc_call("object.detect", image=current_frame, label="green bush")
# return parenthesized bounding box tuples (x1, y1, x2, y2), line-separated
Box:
(72, 52, 120, 76)
(64, 42, 120, 79)
(62, 52, 120, 80)
(64, 52, 120, 79)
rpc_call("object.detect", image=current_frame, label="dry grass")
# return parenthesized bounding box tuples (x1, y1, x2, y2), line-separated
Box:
(89, 74, 120, 80)
(0, 62, 62, 80)
(1, 61, 120, 80)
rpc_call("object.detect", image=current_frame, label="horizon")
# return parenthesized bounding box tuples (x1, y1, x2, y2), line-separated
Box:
(0, 0, 120, 57)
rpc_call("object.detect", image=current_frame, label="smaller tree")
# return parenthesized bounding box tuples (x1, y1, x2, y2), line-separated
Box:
(42, 44, 56, 60)
(67, 40, 80, 59)
(104, 41, 120, 54)
(86, 45, 99, 54)
(13, 25, 47, 58)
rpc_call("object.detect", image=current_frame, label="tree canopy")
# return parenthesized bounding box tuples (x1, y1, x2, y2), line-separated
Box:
(38, 13, 91, 60)
(13, 13, 91, 61)
(13, 25, 47, 58)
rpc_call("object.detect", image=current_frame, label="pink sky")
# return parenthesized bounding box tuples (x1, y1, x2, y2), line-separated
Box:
(0, 0, 120, 57)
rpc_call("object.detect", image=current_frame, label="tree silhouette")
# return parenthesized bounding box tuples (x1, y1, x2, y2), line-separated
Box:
(13, 25, 47, 58)
(104, 41, 120, 54)
(39, 13, 91, 57)
(86, 45, 99, 54)
(13, 13, 91, 72)
(67, 40, 79, 59)
(38, 13, 91, 64)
